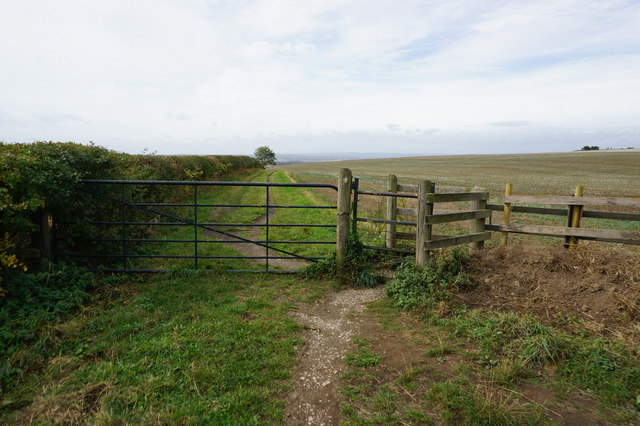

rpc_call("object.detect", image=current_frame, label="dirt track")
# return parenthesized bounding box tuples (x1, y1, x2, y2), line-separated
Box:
(206, 173, 310, 271)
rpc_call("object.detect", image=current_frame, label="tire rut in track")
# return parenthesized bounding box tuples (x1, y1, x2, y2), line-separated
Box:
(203, 173, 310, 271)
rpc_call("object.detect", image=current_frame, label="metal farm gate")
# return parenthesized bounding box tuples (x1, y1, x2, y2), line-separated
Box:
(54, 179, 338, 273)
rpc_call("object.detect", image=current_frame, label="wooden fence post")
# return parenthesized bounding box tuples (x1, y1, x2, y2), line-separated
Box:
(500, 183, 513, 246)
(41, 208, 52, 258)
(416, 180, 433, 268)
(568, 185, 584, 248)
(469, 197, 486, 250)
(336, 168, 352, 266)
(386, 174, 397, 249)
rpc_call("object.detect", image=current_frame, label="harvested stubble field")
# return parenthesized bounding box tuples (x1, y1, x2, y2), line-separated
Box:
(281, 150, 640, 250)
(281, 149, 640, 198)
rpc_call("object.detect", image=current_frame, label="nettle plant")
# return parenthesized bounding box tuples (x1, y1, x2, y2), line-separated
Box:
(303, 223, 379, 287)
(385, 248, 471, 309)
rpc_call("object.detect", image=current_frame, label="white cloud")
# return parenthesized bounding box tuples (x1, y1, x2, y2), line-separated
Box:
(1, 0, 639, 154)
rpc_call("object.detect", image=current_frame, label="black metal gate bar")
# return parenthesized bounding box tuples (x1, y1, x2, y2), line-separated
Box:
(62, 253, 326, 260)
(121, 183, 127, 272)
(81, 179, 338, 190)
(194, 185, 198, 270)
(72, 222, 334, 227)
(56, 179, 338, 273)
(265, 184, 269, 272)
(78, 188, 319, 261)
(126, 203, 335, 208)
(66, 238, 335, 244)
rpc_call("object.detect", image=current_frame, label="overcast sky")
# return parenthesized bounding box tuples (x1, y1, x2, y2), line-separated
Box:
(1, 0, 639, 156)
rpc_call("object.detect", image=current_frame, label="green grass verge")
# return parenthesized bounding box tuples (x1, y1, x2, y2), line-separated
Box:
(1, 272, 336, 424)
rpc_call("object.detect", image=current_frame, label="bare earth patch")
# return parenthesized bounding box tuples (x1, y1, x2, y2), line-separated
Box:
(461, 243, 640, 341)
(285, 286, 386, 425)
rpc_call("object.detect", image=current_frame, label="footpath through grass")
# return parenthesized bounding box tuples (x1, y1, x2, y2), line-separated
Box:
(1, 271, 335, 424)
(134, 169, 269, 271)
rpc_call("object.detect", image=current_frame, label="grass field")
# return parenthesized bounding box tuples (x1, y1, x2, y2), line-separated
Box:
(281, 150, 640, 198)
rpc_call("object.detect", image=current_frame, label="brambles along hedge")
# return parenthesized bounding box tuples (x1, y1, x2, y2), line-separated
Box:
(0, 142, 260, 235)
(0, 142, 261, 275)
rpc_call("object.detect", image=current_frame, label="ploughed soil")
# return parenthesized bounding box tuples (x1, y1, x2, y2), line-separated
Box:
(461, 243, 640, 341)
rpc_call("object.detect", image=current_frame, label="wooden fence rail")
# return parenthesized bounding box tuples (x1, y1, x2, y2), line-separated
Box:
(486, 204, 640, 221)
(485, 223, 640, 245)
(494, 183, 640, 247)
(351, 172, 639, 270)
(381, 174, 491, 268)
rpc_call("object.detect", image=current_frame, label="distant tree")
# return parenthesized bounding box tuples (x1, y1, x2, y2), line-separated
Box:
(590, 145, 599, 150)
(581, 146, 591, 151)
(254, 146, 277, 166)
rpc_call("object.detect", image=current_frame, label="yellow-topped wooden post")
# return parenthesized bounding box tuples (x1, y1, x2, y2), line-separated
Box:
(569, 185, 584, 248)
(500, 183, 513, 246)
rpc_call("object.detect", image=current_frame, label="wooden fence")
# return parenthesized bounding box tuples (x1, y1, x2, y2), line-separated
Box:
(354, 174, 491, 268)
(342, 171, 640, 269)
(486, 184, 640, 246)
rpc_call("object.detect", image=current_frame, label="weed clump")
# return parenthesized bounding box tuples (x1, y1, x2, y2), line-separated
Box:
(0, 261, 107, 392)
(385, 248, 470, 309)
(303, 225, 378, 287)
(437, 308, 640, 412)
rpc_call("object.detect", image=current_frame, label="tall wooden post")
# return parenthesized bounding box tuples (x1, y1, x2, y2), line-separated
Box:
(336, 168, 352, 266)
(469, 197, 486, 250)
(40, 208, 52, 258)
(385, 174, 397, 249)
(568, 185, 584, 248)
(500, 183, 513, 246)
(416, 180, 432, 268)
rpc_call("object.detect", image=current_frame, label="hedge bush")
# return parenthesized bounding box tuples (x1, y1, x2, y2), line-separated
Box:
(0, 141, 261, 293)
